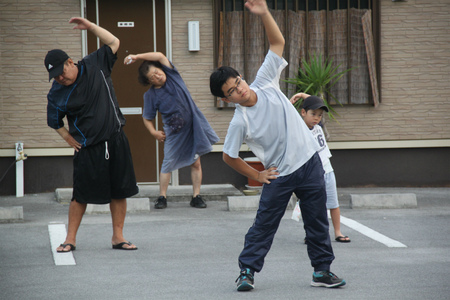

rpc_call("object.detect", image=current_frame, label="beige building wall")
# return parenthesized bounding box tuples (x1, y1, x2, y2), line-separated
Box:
(326, 0, 450, 142)
(0, 0, 82, 150)
(1, 0, 449, 152)
(170, 0, 233, 142)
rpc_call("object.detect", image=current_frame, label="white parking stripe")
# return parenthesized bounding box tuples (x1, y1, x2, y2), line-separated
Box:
(340, 216, 407, 248)
(48, 223, 76, 265)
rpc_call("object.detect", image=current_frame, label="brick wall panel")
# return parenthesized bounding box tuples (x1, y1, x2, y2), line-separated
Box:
(0, 0, 81, 149)
(1, 0, 449, 150)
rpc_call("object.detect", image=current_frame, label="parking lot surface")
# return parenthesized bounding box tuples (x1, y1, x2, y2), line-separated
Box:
(1, 187, 449, 299)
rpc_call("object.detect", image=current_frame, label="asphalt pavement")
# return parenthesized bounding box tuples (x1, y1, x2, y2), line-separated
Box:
(0, 186, 449, 300)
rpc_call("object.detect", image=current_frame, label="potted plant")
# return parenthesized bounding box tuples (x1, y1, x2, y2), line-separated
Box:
(285, 52, 354, 137)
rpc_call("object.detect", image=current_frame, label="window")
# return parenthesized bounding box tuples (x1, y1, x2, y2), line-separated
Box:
(213, 0, 380, 108)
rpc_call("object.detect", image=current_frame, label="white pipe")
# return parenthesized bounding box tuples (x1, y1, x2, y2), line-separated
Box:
(165, 0, 173, 61)
(80, 0, 87, 57)
(153, 0, 157, 52)
(96, 0, 100, 49)
(164, 0, 177, 186)
(15, 142, 24, 197)
(152, 0, 161, 183)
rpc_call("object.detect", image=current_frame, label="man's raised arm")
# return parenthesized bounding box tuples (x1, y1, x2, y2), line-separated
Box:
(69, 17, 120, 54)
(245, 0, 285, 57)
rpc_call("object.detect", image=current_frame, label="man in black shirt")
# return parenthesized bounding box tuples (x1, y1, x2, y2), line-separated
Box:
(45, 17, 139, 252)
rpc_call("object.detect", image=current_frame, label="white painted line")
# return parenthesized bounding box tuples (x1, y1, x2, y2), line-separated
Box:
(340, 216, 407, 248)
(48, 223, 76, 265)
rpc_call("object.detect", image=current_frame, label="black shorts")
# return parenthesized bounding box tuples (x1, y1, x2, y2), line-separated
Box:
(72, 130, 139, 204)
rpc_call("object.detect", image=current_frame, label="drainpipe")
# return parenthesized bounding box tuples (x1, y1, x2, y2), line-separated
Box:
(15, 142, 27, 197)
(164, 0, 178, 186)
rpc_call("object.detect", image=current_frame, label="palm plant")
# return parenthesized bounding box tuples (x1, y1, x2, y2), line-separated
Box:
(285, 52, 354, 122)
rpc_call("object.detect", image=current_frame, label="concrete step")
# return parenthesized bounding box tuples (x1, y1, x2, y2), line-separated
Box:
(54, 186, 419, 214)
(135, 184, 243, 202)
(86, 198, 151, 215)
(55, 184, 243, 204)
(0, 206, 24, 223)
(228, 194, 296, 211)
(350, 193, 417, 209)
(56, 184, 247, 214)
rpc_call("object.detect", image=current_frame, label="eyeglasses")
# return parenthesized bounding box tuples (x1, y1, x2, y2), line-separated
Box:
(226, 76, 244, 97)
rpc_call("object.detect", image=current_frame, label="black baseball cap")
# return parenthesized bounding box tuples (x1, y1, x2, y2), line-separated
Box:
(44, 49, 69, 81)
(302, 96, 329, 112)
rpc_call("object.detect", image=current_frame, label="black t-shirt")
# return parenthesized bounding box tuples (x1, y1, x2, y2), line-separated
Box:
(47, 45, 126, 147)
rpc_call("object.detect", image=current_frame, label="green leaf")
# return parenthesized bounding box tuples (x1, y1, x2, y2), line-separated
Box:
(283, 51, 355, 122)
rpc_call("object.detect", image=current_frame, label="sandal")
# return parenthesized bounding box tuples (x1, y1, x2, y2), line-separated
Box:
(335, 236, 351, 243)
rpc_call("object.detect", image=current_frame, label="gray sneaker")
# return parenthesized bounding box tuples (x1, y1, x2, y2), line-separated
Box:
(235, 268, 254, 291)
(311, 271, 346, 288)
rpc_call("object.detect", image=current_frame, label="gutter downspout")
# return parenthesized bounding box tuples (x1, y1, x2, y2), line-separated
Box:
(164, 0, 178, 186)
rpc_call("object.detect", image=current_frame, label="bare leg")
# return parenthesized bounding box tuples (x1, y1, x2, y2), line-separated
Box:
(159, 172, 171, 197)
(330, 207, 349, 241)
(191, 158, 202, 197)
(110, 198, 137, 249)
(56, 199, 86, 252)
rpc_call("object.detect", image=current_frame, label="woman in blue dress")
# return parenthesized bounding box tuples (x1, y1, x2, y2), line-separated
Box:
(124, 52, 219, 209)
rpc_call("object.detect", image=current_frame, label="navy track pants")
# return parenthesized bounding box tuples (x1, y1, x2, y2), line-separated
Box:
(238, 153, 335, 273)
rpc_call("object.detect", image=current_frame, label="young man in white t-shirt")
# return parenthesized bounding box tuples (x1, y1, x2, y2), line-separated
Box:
(209, 0, 345, 292)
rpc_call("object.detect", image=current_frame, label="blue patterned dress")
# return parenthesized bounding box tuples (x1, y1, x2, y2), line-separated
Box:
(143, 62, 219, 173)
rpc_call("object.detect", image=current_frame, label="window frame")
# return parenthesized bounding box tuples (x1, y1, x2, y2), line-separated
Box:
(212, 0, 381, 108)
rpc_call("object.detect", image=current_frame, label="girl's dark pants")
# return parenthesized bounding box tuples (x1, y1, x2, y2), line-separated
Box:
(238, 153, 335, 273)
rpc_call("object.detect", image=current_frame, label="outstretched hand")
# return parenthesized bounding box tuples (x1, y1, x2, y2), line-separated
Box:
(123, 54, 138, 65)
(289, 92, 310, 104)
(244, 0, 269, 15)
(69, 17, 92, 30)
(290, 94, 301, 104)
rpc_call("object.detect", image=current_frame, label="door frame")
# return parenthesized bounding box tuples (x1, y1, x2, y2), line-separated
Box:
(79, 0, 179, 186)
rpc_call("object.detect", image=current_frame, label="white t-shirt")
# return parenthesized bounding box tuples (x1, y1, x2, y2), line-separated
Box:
(310, 124, 333, 174)
(223, 50, 319, 176)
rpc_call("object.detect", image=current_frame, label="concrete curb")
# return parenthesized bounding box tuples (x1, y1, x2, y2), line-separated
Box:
(350, 193, 417, 209)
(0, 206, 24, 223)
(227, 195, 260, 211)
(55, 184, 243, 203)
(227, 195, 296, 211)
(55, 188, 73, 203)
(85, 198, 151, 214)
(135, 184, 243, 201)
